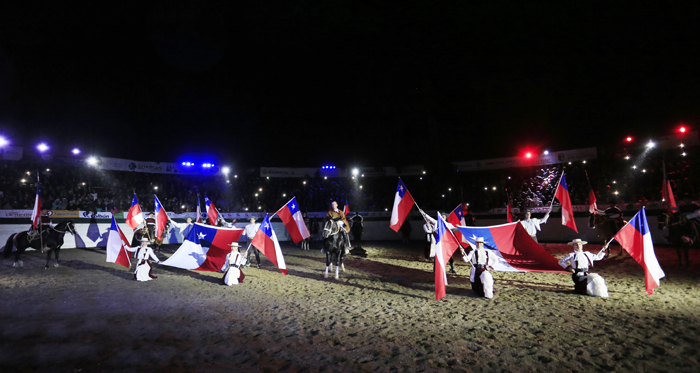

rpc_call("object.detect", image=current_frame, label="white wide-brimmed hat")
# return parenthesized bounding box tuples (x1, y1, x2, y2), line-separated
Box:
(567, 238, 588, 245)
(474, 237, 485, 243)
(228, 242, 239, 248)
(140, 237, 150, 242)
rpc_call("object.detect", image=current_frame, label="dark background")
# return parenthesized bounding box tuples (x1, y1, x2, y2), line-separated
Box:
(1, 2, 699, 168)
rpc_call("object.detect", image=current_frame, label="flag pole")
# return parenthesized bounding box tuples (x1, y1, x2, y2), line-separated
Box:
(548, 172, 564, 210)
(37, 171, 44, 253)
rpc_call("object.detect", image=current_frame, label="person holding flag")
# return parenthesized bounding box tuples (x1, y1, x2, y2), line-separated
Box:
(558, 238, 608, 297)
(462, 237, 497, 298)
(126, 237, 161, 281)
(519, 209, 550, 243)
(221, 242, 245, 285)
(243, 217, 261, 268)
(169, 216, 194, 237)
(326, 201, 351, 254)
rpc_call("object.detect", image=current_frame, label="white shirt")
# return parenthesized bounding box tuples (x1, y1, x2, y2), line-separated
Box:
(169, 220, 192, 235)
(559, 250, 605, 270)
(464, 247, 496, 267)
(127, 245, 160, 263)
(244, 223, 260, 239)
(520, 213, 550, 236)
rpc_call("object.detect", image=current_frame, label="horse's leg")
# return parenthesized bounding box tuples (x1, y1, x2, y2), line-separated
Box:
(54, 247, 60, 267)
(45, 249, 52, 269)
(324, 251, 330, 278)
(335, 251, 341, 280)
(673, 245, 682, 267)
(14, 248, 23, 268)
(449, 257, 456, 274)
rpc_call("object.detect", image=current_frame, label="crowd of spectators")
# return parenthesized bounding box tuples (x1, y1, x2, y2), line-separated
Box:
(0, 144, 696, 213)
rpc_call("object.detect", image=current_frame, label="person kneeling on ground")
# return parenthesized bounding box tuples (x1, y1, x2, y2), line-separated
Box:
(462, 237, 496, 299)
(558, 238, 608, 297)
(126, 237, 161, 281)
(222, 242, 246, 286)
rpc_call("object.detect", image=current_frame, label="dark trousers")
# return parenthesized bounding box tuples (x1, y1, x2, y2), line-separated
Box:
(246, 242, 261, 265)
(572, 272, 588, 295)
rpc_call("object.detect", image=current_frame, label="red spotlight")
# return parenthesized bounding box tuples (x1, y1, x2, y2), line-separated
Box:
(625, 136, 633, 142)
(679, 126, 687, 133)
(525, 152, 532, 158)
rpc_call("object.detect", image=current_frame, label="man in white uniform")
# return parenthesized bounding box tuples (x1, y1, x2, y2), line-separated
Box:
(169, 216, 193, 238)
(519, 209, 551, 243)
(559, 238, 608, 297)
(127, 237, 161, 281)
(243, 217, 261, 268)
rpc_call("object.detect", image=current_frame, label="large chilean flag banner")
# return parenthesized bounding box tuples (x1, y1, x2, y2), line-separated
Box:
(276, 197, 310, 244)
(457, 222, 566, 273)
(161, 223, 244, 271)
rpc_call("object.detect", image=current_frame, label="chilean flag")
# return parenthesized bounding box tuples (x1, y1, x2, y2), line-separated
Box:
(554, 173, 578, 233)
(196, 194, 203, 223)
(585, 171, 598, 214)
(106, 216, 132, 268)
(457, 223, 567, 273)
(446, 204, 467, 243)
(435, 212, 461, 300)
(161, 223, 244, 271)
(343, 203, 350, 216)
(506, 203, 513, 223)
(30, 172, 42, 229)
(276, 197, 310, 244)
(125, 193, 144, 229)
(205, 195, 219, 225)
(154, 195, 168, 240)
(251, 215, 288, 275)
(612, 208, 665, 295)
(662, 163, 677, 211)
(390, 178, 415, 232)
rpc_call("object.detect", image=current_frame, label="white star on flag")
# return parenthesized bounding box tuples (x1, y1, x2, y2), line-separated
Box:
(291, 204, 295, 209)
(198, 232, 207, 240)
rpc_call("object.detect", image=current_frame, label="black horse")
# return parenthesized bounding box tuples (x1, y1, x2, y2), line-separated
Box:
(658, 211, 697, 267)
(322, 218, 345, 279)
(2, 220, 76, 269)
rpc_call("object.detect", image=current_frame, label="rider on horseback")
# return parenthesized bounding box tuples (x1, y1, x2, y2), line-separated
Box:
(604, 201, 624, 231)
(327, 201, 351, 254)
(27, 209, 52, 243)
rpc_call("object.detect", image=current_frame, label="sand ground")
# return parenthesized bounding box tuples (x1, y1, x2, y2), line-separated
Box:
(1, 241, 699, 372)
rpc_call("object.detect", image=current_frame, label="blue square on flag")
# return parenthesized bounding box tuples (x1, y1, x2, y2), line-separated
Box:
(287, 200, 300, 215)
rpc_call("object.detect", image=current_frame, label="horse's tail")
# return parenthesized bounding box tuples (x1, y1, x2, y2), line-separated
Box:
(3, 233, 15, 259)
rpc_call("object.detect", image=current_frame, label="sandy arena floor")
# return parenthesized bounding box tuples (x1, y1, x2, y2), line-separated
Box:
(1, 241, 699, 372)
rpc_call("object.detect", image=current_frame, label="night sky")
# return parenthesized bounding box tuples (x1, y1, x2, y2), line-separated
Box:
(1, 2, 699, 168)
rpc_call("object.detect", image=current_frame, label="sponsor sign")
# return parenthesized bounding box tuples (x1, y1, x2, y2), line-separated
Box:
(98, 157, 218, 175)
(453, 147, 598, 172)
(46, 210, 81, 218)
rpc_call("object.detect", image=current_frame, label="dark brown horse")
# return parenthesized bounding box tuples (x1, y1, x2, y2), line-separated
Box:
(589, 213, 626, 256)
(658, 211, 697, 267)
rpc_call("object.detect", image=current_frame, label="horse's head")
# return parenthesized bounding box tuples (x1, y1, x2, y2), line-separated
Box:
(55, 220, 77, 235)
